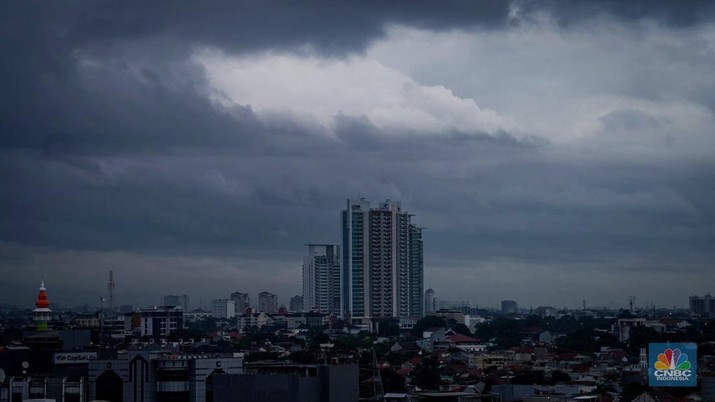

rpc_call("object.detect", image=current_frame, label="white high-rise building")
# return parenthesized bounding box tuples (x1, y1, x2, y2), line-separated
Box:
(342, 198, 424, 322)
(258, 291, 278, 314)
(424, 288, 436, 314)
(303, 244, 341, 315)
(211, 299, 235, 319)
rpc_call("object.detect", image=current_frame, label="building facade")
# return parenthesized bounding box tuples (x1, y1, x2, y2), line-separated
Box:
(88, 349, 244, 402)
(124, 306, 184, 337)
(230, 292, 250, 315)
(690, 294, 715, 318)
(258, 292, 278, 314)
(211, 299, 236, 319)
(342, 198, 424, 322)
(289, 295, 303, 312)
(214, 363, 358, 402)
(501, 300, 519, 315)
(302, 244, 341, 315)
(424, 288, 436, 314)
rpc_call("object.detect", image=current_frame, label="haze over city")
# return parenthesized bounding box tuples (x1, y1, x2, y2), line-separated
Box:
(2, 1, 715, 310)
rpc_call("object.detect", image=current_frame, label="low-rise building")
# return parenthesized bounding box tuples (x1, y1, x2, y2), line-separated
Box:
(214, 362, 358, 402)
(88, 349, 244, 402)
(124, 306, 184, 337)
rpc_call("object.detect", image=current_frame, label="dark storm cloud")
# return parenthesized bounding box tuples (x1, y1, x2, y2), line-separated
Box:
(526, 0, 715, 27)
(1, 1, 714, 307)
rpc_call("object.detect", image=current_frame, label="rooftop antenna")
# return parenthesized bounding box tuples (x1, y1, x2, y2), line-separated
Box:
(107, 270, 115, 319)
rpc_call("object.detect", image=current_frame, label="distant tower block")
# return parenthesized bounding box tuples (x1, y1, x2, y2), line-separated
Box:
(33, 280, 52, 331)
(107, 270, 115, 318)
(583, 299, 586, 310)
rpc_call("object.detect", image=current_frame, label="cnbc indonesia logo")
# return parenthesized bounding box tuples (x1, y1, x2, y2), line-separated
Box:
(649, 343, 697, 387)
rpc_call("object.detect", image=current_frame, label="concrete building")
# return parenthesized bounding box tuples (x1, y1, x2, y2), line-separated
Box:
(342, 199, 424, 322)
(0, 377, 86, 402)
(211, 299, 236, 319)
(303, 244, 341, 315)
(258, 292, 278, 314)
(213, 362, 358, 402)
(87, 349, 244, 402)
(72, 312, 101, 328)
(690, 294, 715, 318)
(237, 312, 276, 330)
(124, 306, 184, 337)
(289, 295, 304, 313)
(615, 317, 647, 342)
(424, 289, 436, 315)
(501, 300, 519, 315)
(163, 294, 190, 311)
(409, 225, 424, 318)
(184, 309, 212, 323)
(230, 292, 250, 315)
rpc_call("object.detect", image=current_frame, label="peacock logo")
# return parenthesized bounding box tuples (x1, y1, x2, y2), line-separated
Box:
(654, 348, 691, 371)
(650, 343, 697, 386)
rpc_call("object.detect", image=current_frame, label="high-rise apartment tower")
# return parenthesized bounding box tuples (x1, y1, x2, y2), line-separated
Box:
(342, 199, 424, 322)
(303, 244, 341, 315)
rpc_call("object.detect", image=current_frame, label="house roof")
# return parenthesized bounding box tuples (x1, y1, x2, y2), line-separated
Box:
(446, 333, 480, 343)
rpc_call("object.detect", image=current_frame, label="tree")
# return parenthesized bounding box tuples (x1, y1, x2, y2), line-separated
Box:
(447, 319, 473, 337)
(411, 316, 446, 337)
(475, 318, 521, 347)
(376, 319, 400, 337)
(512, 370, 545, 385)
(307, 328, 330, 352)
(412, 356, 441, 390)
(550, 370, 572, 384)
(380, 368, 406, 393)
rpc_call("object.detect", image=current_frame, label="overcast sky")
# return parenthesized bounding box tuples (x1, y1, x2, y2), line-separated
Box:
(1, 1, 714, 311)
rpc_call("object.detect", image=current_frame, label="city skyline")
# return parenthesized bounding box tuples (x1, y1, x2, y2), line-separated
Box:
(2, 2, 715, 310)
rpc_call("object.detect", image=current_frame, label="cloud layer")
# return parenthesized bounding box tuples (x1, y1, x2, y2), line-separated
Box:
(1, 1, 714, 310)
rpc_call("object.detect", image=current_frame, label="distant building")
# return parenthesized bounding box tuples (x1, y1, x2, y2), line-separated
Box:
(616, 317, 647, 342)
(342, 198, 424, 322)
(231, 292, 251, 315)
(303, 244, 341, 315)
(424, 289, 436, 314)
(184, 309, 212, 323)
(212, 299, 236, 319)
(237, 311, 276, 330)
(501, 300, 519, 315)
(124, 306, 184, 337)
(534, 306, 557, 318)
(258, 292, 278, 314)
(73, 312, 101, 328)
(289, 295, 303, 312)
(163, 294, 190, 311)
(690, 294, 715, 318)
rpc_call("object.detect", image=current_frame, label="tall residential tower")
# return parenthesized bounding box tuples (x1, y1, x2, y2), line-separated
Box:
(302, 244, 341, 315)
(342, 198, 424, 322)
